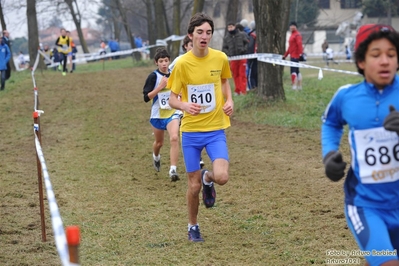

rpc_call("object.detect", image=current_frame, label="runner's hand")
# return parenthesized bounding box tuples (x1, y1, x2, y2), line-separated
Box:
(323, 151, 347, 182)
(183, 102, 201, 116)
(223, 100, 234, 116)
(383, 105, 399, 135)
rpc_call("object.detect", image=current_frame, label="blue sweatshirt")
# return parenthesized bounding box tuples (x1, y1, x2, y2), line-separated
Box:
(0, 43, 10, 70)
(321, 75, 399, 209)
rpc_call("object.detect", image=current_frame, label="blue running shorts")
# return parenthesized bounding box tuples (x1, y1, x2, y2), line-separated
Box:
(345, 204, 399, 265)
(150, 113, 180, 131)
(181, 130, 229, 173)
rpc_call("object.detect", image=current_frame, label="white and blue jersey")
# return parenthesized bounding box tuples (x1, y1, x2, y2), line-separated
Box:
(143, 70, 175, 119)
(321, 75, 399, 209)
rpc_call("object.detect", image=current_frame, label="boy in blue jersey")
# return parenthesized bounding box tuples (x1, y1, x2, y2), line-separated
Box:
(143, 48, 180, 182)
(321, 24, 399, 266)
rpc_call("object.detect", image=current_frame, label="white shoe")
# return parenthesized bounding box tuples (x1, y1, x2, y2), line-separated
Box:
(292, 85, 297, 90)
(297, 86, 302, 90)
(169, 169, 180, 182)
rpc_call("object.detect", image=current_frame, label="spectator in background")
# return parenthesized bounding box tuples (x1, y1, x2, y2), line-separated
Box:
(322, 39, 328, 62)
(0, 34, 11, 91)
(240, 19, 251, 34)
(326, 47, 339, 67)
(142, 40, 150, 60)
(223, 22, 248, 95)
(134, 35, 143, 49)
(283, 21, 303, 90)
(99, 40, 107, 56)
(18, 51, 26, 69)
(108, 38, 120, 60)
(247, 20, 257, 90)
(42, 44, 53, 66)
(345, 45, 352, 60)
(2, 30, 11, 80)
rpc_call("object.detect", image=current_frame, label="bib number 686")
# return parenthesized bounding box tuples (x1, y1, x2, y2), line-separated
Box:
(365, 144, 399, 165)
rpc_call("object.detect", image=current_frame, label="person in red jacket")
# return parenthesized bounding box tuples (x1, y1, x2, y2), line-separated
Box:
(283, 21, 303, 90)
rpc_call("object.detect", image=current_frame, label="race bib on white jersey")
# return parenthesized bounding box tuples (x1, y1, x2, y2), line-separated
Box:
(354, 127, 399, 184)
(158, 89, 171, 110)
(187, 83, 216, 114)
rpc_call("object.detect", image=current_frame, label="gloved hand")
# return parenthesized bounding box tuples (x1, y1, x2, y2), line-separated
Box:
(323, 151, 347, 182)
(282, 56, 286, 60)
(383, 105, 399, 135)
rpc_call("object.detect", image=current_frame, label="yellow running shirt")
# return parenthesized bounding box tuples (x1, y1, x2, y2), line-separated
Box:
(168, 48, 232, 132)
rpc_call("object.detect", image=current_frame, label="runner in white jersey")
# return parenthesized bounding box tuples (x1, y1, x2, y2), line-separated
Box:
(143, 48, 180, 181)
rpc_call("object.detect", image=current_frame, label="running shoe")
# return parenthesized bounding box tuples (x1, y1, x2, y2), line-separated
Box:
(153, 159, 160, 172)
(201, 170, 216, 208)
(200, 158, 205, 169)
(169, 169, 180, 182)
(188, 225, 204, 242)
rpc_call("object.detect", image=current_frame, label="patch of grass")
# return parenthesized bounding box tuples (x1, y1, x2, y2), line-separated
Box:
(234, 63, 363, 129)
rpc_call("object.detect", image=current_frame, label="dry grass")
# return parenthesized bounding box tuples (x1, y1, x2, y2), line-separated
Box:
(0, 64, 364, 265)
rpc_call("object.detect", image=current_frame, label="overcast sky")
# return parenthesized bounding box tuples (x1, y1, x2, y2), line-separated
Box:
(2, 0, 101, 39)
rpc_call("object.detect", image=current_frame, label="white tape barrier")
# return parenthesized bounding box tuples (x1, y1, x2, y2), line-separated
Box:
(37, 43, 166, 69)
(228, 53, 360, 79)
(34, 132, 70, 266)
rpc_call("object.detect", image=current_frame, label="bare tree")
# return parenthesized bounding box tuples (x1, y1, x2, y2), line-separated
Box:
(64, 0, 90, 53)
(171, 0, 181, 59)
(154, 0, 169, 39)
(27, 0, 45, 70)
(191, 0, 205, 15)
(253, 0, 290, 101)
(225, 0, 239, 28)
(0, 2, 16, 71)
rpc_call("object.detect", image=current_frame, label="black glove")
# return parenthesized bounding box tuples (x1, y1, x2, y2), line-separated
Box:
(383, 105, 399, 135)
(282, 56, 286, 60)
(323, 151, 347, 182)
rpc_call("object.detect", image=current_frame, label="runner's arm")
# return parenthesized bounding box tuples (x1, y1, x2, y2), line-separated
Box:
(221, 78, 234, 116)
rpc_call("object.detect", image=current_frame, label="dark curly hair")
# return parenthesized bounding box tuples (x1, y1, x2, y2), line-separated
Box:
(154, 47, 170, 62)
(354, 30, 399, 76)
(187, 12, 214, 35)
(181, 35, 192, 53)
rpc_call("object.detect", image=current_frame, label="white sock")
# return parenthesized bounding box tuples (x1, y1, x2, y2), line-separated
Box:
(153, 153, 160, 161)
(170, 165, 176, 172)
(202, 171, 212, 186)
(188, 223, 198, 231)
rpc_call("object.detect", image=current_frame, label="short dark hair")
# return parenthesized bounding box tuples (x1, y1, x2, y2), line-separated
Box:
(354, 30, 399, 76)
(289, 21, 297, 27)
(235, 23, 244, 32)
(181, 35, 192, 52)
(187, 13, 214, 35)
(154, 47, 170, 62)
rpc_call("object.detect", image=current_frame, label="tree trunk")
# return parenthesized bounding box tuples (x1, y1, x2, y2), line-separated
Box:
(253, 0, 290, 101)
(171, 0, 181, 60)
(27, 0, 45, 70)
(222, 0, 239, 50)
(146, 0, 156, 59)
(225, 0, 239, 29)
(115, 0, 139, 60)
(0, 2, 16, 71)
(155, 0, 168, 39)
(110, 0, 121, 40)
(191, 0, 205, 15)
(64, 0, 89, 54)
